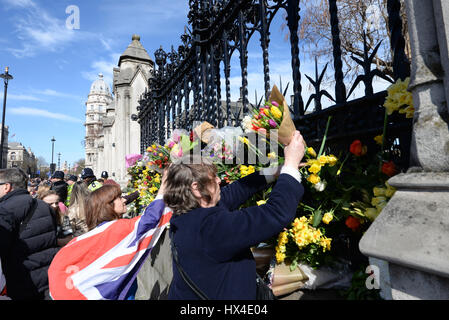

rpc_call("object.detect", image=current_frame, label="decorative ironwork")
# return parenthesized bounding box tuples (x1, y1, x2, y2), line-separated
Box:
(138, 0, 412, 170)
(304, 58, 335, 113)
(346, 33, 394, 98)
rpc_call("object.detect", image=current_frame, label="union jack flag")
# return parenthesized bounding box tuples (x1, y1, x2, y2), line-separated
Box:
(48, 198, 172, 300)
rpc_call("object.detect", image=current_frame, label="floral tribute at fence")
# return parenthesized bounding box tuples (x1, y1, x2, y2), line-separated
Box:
(125, 82, 412, 299)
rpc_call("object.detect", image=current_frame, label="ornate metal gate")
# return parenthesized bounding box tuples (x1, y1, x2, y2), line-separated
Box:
(137, 0, 412, 169)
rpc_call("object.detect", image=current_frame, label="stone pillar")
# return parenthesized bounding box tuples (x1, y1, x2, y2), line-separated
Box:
(359, 0, 449, 300)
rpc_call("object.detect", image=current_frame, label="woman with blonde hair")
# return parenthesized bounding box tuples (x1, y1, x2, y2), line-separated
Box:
(66, 181, 89, 236)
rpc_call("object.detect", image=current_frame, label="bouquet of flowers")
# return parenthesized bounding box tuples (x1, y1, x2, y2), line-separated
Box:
(242, 85, 296, 145)
(145, 144, 171, 171)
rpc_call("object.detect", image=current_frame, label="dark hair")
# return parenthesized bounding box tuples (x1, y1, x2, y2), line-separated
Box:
(163, 155, 217, 215)
(0, 168, 28, 190)
(85, 184, 122, 230)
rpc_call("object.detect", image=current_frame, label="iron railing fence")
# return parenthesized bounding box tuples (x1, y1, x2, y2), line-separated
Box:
(137, 0, 412, 169)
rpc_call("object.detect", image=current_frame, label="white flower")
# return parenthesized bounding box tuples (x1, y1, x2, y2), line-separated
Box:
(313, 180, 327, 192)
(241, 115, 253, 133)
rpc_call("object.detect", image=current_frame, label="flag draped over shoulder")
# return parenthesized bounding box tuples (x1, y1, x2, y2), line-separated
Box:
(48, 198, 172, 300)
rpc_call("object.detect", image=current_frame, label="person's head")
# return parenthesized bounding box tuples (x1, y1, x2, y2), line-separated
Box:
(85, 185, 126, 230)
(38, 189, 60, 211)
(69, 181, 90, 207)
(81, 168, 95, 184)
(37, 184, 50, 195)
(163, 155, 219, 215)
(101, 171, 108, 179)
(67, 175, 78, 185)
(51, 171, 65, 183)
(0, 168, 28, 198)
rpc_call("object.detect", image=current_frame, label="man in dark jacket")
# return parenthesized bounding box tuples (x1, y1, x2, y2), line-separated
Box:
(50, 170, 68, 204)
(0, 168, 60, 300)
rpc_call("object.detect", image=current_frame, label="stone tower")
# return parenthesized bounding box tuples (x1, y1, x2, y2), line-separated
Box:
(84, 73, 113, 176)
(101, 34, 154, 186)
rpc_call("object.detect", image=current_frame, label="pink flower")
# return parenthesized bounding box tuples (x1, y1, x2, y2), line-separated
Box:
(268, 119, 277, 128)
(168, 141, 175, 148)
(271, 101, 279, 107)
(125, 154, 142, 168)
(178, 148, 183, 157)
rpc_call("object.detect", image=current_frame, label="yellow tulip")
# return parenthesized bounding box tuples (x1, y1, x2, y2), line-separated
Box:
(256, 200, 267, 206)
(270, 106, 282, 120)
(261, 108, 271, 117)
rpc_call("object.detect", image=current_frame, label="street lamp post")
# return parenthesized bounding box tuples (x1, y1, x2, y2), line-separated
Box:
(51, 136, 56, 174)
(0, 67, 13, 169)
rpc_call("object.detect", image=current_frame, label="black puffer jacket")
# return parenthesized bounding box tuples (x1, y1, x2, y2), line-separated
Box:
(0, 189, 60, 300)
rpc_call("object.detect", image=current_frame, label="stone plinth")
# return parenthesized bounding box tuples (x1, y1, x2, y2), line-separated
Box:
(359, 171, 449, 299)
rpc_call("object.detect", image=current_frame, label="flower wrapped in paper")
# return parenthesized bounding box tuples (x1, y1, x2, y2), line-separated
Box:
(243, 85, 296, 145)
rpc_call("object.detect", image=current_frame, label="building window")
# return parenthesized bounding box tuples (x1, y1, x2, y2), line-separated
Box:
(10, 152, 16, 161)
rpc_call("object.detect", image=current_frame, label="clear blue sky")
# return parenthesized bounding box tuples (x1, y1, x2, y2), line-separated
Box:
(0, 0, 389, 168)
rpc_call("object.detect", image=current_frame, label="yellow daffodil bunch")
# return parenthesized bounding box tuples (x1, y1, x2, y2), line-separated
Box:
(344, 181, 396, 222)
(275, 231, 289, 264)
(303, 150, 338, 189)
(364, 181, 396, 220)
(383, 77, 414, 118)
(275, 216, 332, 265)
(239, 164, 255, 177)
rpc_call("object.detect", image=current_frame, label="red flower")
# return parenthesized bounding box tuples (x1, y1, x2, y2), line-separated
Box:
(382, 161, 397, 177)
(349, 140, 367, 156)
(189, 130, 194, 142)
(345, 216, 361, 232)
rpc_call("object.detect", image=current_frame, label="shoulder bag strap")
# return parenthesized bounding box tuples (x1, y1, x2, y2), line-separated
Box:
(19, 198, 38, 235)
(169, 230, 209, 300)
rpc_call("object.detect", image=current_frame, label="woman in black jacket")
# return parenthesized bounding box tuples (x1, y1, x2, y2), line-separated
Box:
(164, 131, 306, 300)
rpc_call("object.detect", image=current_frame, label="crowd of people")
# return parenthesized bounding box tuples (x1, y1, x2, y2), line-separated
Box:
(0, 130, 306, 300)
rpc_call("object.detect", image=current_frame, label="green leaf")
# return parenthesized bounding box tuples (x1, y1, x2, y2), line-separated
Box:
(312, 209, 323, 228)
(289, 259, 298, 271)
(318, 116, 332, 158)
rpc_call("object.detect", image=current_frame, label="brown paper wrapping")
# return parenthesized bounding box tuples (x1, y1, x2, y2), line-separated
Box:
(272, 281, 306, 297)
(268, 85, 296, 145)
(271, 261, 308, 296)
(193, 121, 215, 144)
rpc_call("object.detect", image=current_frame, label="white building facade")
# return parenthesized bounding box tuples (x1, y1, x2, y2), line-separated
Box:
(84, 35, 154, 186)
